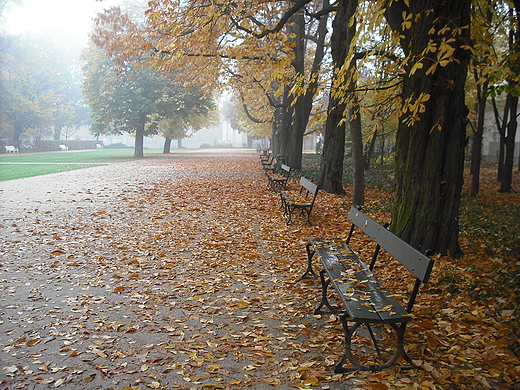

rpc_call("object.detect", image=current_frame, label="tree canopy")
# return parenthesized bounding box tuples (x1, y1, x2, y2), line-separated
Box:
(83, 6, 216, 158)
(0, 36, 76, 147)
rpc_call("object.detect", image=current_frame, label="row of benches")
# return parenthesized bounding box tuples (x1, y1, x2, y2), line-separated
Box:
(260, 152, 320, 225)
(258, 150, 436, 373)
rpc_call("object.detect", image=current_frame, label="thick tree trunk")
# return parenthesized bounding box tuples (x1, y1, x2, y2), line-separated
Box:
(275, 88, 293, 159)
(163, 137, 172, 154)
(134, 121, 145, 158)
(276, 6, 328, 170)
(386, 0, 471, 258)
(319, 0, 354, 195)
(499, 94, 518, 192)
(320, 99, 346, 194)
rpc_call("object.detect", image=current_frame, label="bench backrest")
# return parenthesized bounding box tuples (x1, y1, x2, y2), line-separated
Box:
(300, 177, 319, 196)
(347, 207, 434, 283)
(280, 164, 290, 177)
(5, 146, 16, 152)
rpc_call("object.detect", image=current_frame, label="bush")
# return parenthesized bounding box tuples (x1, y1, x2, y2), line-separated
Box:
(199, 143, 213, 149)
(213, 142, 234, 148)
(34, 140, 101, 152)
(104, 143, 130, 149)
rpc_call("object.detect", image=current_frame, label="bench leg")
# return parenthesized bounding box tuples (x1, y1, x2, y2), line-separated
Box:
(303, 207, 312, 225)
(314, 269, 340, 315)
(285, 205, 294, 225)
(300, 243, 317, 280)
(280, 193, 287, 211)
(334, 316, 416, 373)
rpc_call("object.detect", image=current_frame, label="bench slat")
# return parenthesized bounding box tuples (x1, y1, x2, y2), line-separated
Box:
(311, 238, 411, 324)
(348, 208, 434, 283)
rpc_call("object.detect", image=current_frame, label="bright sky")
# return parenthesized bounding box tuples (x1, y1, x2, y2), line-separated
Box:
(4, 0, 121, 45)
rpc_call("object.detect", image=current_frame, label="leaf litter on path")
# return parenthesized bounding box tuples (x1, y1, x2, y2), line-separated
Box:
(1, 153, 519, 389)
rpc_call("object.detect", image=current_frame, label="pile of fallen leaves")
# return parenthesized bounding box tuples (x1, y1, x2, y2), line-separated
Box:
(0, 153, 518, 390)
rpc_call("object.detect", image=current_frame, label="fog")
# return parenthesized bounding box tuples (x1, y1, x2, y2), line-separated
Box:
(3, 0, 122, 57)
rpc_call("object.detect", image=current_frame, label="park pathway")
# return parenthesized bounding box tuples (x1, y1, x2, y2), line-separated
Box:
(0, 152, 354, 390)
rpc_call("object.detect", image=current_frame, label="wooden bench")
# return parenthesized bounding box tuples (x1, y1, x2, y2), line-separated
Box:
(280, 177, 319, 225)
(260, 153, 273, 170)
(59, 144, 68, 151)
(304, 207, 435, 373)
(5, 145, 19, 153)
(267, 164, 291, 192)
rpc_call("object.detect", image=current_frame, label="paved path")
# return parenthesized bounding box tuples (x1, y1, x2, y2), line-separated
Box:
(0, 152, 351, 390)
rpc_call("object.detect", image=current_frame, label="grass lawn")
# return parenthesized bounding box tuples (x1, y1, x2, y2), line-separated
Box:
(0, 149, 163, 181)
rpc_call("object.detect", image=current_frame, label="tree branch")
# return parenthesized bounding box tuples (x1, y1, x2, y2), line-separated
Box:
(230, 0, 316, 38)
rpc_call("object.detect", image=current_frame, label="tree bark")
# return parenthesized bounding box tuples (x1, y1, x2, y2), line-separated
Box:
(163, 137, 172, 154)
(350, 99, 365, 206)
(498, 94, 518, 192)
(385, 0, 471, 258)
(470, 79, 488, 197)
(276, 5, 328, 170)
(319, 0, 355, 195)
(134, 119, 145, 158)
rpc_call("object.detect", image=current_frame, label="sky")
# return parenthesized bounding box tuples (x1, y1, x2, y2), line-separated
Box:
(4, 0, 122, 47)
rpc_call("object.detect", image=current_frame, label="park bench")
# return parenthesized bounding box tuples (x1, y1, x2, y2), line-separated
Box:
(263, 154, 286, 176)
(304, 206, 435, 373)
(267, 164, 291, 192)
(260, 153, 273, 170)
(280, 177, 319, 225)
(5, 145, 19, 153)
(59, 144, 68, 151)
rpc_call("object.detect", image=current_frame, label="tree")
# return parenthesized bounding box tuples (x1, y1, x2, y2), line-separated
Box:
(494, 0, 520, 192)
(82, 42, 213, 158)
(0, 36, 75, 147)
(100, 0, 330, 168)
(84, 6, 216, 158)
(384, 0, 471, 257)
(468, 0, 494, 197)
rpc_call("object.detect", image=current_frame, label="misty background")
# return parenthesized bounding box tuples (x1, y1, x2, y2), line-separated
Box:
(0, 0, 251, 151)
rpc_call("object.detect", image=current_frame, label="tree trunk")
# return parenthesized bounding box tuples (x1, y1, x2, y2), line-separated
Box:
(350, 99, 365, 206)
(470, 80, 488, 197)
(385, 0, 470, 258)
(365, 126, 378, 171)
(134, 121, 145, 158)
(163, 137, 172, 154)
(277, 6, 328, 170)
(319, 0, 355, 195)
(499, 94, 518, 192)
(470, 0, 493, 197)
(54, 126, 62, 141)
(275, 88, 293, 159)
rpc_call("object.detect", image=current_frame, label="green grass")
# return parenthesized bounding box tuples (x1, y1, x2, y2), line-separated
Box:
(0, 164, 104, 181)
(0, 149, 163, 181)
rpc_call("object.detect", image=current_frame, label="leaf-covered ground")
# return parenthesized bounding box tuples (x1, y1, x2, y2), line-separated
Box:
(0, 152, 519, 389)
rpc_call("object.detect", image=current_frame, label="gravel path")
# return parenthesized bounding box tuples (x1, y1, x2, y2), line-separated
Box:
(0, 152, 352, 390)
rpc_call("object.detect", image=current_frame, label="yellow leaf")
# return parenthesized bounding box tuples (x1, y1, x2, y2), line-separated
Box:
(410, 61, 423, 75)
(27, 338, 40, 347)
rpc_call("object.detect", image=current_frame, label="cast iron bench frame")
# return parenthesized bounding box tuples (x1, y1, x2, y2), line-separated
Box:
(304, 207, 435, 373)
(267, 164, 291, 192)
(280, 177, 319, 225)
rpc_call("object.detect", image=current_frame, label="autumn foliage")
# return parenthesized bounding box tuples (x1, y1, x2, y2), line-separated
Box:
(0, 153, 518, 389)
